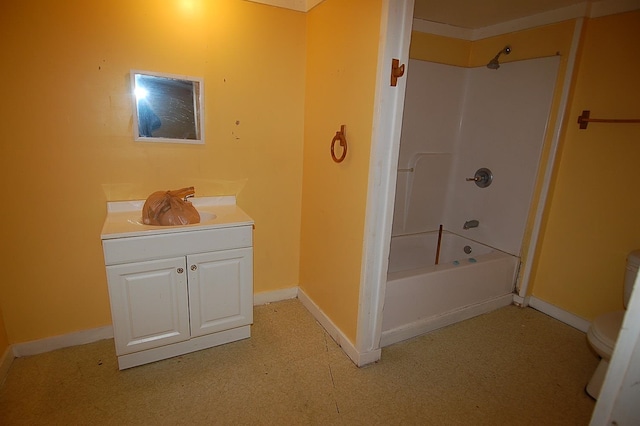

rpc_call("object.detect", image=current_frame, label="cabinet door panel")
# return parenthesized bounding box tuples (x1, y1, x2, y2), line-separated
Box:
(188, 248, 253, 337)
(106, 257, 189, 355)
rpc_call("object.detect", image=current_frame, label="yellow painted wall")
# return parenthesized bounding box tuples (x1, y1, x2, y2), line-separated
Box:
(0, 0, 306, 343)
(409, 21, 576, 68)
(300, 0, 383, 343)
(467, 22, 576, 67)
(531, 11, 640, 320)
(409, 31, 470, 66)
(0, 304, 8, 357)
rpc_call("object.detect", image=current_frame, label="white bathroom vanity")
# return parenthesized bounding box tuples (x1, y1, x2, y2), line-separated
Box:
(100, 197, 253, 369)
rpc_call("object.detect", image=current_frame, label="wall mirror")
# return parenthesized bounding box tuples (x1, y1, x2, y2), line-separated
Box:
(131, 70, 204, 144)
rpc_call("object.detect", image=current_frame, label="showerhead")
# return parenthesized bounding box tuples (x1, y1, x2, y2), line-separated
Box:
(487, 58, 500, 70)
(487, 45, 511, 70)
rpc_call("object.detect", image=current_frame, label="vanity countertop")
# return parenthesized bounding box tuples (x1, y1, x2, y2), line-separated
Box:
(101, 196, 253, 240)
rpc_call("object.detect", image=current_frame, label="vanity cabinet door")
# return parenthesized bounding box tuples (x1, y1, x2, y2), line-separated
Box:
(187, 248, 253, 338)
(106, 257, 190, 355)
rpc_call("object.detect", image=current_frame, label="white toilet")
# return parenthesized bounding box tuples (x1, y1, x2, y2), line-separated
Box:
(585, 249, 640, 399)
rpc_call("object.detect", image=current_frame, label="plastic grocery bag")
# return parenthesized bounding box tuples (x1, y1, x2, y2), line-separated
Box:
(142, 187, 201, 226)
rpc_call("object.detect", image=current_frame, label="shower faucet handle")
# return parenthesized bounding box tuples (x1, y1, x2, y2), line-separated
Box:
(466, 168, 493, 188)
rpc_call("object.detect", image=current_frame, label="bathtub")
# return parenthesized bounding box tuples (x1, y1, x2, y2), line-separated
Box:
(381, 231, 519, 347)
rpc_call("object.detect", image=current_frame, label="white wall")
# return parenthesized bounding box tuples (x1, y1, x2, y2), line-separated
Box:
(393, 57, 559, 257)
(392, 60, 465, 235)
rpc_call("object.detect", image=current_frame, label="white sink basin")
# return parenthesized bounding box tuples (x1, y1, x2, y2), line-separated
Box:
(102, 197, 255, 240)
(128, 211, 216, 226)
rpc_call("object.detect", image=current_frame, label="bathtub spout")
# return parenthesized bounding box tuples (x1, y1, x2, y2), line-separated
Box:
(463, 220, 479, 230)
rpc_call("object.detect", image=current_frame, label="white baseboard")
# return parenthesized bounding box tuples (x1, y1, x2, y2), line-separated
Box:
(512, 294, 530, 307)
(8, 286, 382, 368)
(381, 293, 514, 347)
(12, 325, 114, 357)
(528, 296, 591, 333)
(9, 287, 299, 359)
(253, 287, 299, 305)
(0, 346, 15, 383)
(298, 288, 381, 367)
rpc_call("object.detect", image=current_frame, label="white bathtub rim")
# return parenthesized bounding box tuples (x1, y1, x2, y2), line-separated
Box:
(387, 229, 520, 270)
(387, 249, 517, 281)
(392, 230, 520, 257)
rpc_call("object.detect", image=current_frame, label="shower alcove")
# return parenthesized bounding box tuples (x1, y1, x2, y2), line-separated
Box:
(381, 56, 561, 346)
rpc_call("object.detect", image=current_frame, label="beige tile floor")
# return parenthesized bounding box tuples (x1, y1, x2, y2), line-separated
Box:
(0, 299, 598, 425)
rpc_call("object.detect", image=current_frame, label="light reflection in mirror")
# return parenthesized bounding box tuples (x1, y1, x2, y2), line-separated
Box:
(131, 70, 204, 144)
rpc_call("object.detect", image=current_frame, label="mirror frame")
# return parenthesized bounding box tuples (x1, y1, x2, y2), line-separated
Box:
(131, 70, 205, 145)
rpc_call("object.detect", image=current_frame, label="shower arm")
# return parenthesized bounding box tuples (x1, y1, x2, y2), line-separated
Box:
(496, 46, 511, 60)
(487, 45, 511, 69)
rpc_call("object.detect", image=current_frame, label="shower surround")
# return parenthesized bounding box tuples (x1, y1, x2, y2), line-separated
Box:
(383, 57, 560, 345)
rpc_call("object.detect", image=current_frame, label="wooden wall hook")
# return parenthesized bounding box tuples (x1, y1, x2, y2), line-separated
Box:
(391, 58, 405, 87)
